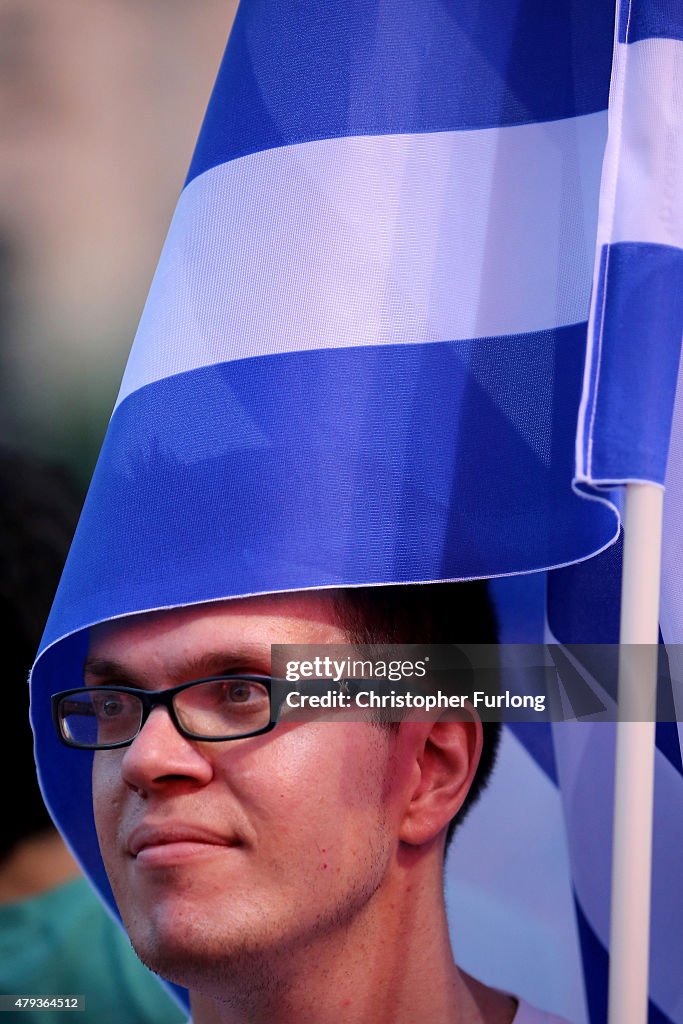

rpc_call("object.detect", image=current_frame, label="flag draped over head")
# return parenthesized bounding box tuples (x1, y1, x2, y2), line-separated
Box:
(29, 0, 682, 1018)
(36, 0, 618, 647)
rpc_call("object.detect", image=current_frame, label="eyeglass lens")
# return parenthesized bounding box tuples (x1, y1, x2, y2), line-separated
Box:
(58, 678, 271, 747)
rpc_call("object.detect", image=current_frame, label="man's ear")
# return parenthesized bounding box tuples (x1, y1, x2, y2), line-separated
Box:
(398, 712, 482, 847)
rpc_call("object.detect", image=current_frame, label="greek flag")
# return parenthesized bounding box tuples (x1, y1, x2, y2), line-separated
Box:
(546, 0, 683, 1018)
(30, 0, 682, 1020)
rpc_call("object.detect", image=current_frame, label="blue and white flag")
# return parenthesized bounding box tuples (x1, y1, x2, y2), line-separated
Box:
(547, 2, 683, 1021)
(35, 0, 618, 653)
(576, 0, 683, 496)
(29, 0, 682, 1020)
(548, 550, 683, 1024)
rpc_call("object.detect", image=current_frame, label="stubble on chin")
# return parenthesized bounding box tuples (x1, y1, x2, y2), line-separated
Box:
(121, 827, 392, 1002)
(123, 896, 301, 1007)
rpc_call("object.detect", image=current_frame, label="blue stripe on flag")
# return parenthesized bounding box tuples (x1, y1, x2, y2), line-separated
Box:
(41, 334, 618, 651)
(619, 0, 683, 43)
(489, 572, 547, 643)
(573, 896, 608, 1024)
(580, 243, 683, 483)
(187, 0, 613, 182)
(547, 536, 622, 644)
(575, 897, 676, 1024)
(656, 721, 683, 775)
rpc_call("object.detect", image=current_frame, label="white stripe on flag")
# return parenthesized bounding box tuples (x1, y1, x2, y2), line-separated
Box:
(117, 113, 607, 408)
(602, 38, 683, 249)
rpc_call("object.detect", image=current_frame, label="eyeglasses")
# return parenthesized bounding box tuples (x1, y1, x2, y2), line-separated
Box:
(51, 676, 280, 750)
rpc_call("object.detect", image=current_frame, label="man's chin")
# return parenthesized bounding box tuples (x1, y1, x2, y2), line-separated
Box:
(133, 933, 280, 997)
(122, 904, 214, 981)
(123, 907, 276, 991)
(129, 927, 226, 988)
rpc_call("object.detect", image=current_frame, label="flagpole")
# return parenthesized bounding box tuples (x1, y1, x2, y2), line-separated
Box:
(608, 482, 663, 1024)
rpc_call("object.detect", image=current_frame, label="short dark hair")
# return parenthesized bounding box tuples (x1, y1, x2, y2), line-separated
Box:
(334, 582, 501, 850)
(0, 449, 83, 860)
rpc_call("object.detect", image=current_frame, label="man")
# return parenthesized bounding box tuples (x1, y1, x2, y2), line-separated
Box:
(31, 5, 610, 1019)
(50, 582, 568, 1023)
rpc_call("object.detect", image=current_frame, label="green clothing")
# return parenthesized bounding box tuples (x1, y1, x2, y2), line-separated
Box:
(0, 877, 186, 1024)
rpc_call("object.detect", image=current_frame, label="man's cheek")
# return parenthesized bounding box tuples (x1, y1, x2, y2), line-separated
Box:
(92, 754, 122, 845)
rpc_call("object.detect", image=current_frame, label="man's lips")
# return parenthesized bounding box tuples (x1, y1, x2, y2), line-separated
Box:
(127, 822, 239, 862)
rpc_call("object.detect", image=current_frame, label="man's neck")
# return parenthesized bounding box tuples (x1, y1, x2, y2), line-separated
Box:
(189, 858, 516, 1024)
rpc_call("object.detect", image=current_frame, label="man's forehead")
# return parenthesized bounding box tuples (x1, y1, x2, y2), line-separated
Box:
(87, 590, 347, 664)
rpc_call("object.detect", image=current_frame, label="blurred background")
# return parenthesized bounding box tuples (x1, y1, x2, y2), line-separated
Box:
(0, 0, 237, 485)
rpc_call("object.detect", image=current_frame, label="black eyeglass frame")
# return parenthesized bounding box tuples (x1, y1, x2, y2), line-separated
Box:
(51, 675, 286, 750)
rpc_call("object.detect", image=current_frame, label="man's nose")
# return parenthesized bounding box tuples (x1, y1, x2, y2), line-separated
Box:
(121, 704, 213, 795)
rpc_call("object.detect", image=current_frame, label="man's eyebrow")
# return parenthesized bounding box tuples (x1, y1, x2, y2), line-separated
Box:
(83, 657, 141, 685)
(83, 647, 271, 687)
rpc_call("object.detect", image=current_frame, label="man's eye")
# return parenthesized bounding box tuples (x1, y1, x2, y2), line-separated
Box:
(226, 682, 262, 703)
(94, 695, 125, 718)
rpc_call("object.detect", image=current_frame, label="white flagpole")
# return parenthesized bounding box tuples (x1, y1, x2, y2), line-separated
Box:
(607, 482, 663, 1024)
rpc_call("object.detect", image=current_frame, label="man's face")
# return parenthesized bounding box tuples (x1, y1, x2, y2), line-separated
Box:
(90, 592, 407, 990)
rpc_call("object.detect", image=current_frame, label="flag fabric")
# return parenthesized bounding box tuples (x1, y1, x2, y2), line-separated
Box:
(546, 2, 683, 1020)
(29, 0, 681, 1019)
(575, 0, 683, 495)
(451, 572, 589, 1021)
(33, 0, 618, 654)
(548, 553, 683, 1024)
